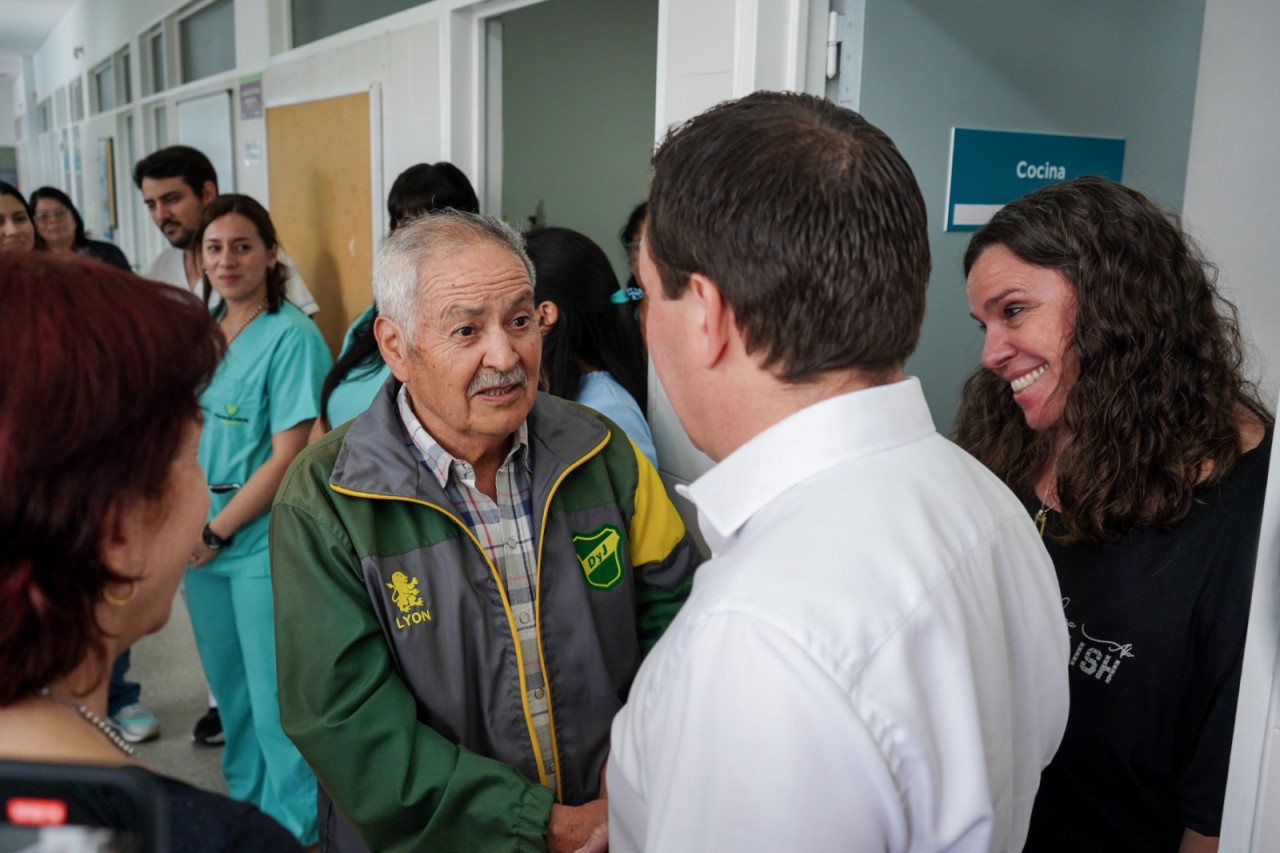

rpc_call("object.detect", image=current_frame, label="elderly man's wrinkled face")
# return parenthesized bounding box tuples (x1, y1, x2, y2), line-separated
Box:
(391, 240, 541, 462)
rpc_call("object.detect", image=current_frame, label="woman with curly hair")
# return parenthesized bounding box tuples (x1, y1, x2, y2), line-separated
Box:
(958, 175, 1271, 852)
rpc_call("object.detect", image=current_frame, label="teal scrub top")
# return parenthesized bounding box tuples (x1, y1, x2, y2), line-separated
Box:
(198, 302, 331, 574)
(325, 303, 392, 429)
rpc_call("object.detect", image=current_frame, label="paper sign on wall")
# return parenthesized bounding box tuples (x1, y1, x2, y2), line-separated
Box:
(945, 128, 1125, 231)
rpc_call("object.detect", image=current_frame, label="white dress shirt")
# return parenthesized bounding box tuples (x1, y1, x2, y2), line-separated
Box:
(146, 245, 320, 316)
(608, 377, 1069, 853)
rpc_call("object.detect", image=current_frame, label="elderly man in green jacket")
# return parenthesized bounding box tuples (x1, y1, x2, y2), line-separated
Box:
(269, 211, 699, 853)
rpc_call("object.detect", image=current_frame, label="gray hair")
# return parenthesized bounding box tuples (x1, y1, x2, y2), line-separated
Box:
(373, 210, 535, 343)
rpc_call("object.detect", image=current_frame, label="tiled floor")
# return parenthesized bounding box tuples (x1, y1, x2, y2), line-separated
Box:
(126, 592, 227, 794)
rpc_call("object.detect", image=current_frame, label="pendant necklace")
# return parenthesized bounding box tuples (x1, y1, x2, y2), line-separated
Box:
(1034, 456, 1061, 537)
(225, 298, 267, 346)
(39, 688, 136, 757)
(1034, 502, 1055, 537)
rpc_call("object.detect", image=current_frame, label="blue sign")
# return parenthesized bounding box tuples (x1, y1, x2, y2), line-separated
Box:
(945, 128, 1125, 232)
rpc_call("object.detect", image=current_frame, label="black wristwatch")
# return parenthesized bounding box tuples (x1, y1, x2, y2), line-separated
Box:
(202, 524, 232, 551)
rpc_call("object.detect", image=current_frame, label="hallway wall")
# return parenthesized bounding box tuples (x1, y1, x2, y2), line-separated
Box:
(859, 0, 1207, 435)
(1182, 1, 1280, 846)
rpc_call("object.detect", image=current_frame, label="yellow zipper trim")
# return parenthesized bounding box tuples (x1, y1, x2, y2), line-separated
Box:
(328, 482, 551, 787)
(533, 430, 611, 803)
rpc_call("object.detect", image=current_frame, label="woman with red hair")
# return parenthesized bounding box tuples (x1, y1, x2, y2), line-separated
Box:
(0, 253, 303, 851)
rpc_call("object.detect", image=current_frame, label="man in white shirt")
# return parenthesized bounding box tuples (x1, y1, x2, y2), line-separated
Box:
(604, 92, 1070, 853)
(133, 145, 318, 315)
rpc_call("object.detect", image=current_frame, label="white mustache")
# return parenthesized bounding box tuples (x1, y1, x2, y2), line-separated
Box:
(467, 366, 528, 396)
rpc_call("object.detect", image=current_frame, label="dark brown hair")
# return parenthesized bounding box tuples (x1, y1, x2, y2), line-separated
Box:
(0, 254, 221, 703)
(194, 194, 289, 313)
(525, 226, 648, 415)
(385, 161, 479, 231)
(29, 186, 89, 248)
(647, 91, 930, 382)
(955, 175, 1271, 542)
(319, 163, 481, 425)
(132, 145, 218, 196)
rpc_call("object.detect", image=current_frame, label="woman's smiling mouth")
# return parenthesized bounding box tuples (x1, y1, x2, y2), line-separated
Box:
(1010, 364, 1048, 394)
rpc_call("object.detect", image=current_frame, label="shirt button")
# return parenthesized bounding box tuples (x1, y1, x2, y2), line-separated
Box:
(534, 688, 545, 699)
(506, 537, 518, 549)
(519, 612, 531, 625)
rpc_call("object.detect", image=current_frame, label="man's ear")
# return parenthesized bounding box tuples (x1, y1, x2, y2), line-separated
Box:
(536, 300, 559, 336)
(375, 315, 413, 383)
(687, 272, 733, 370)
(200, 180, 218, 205)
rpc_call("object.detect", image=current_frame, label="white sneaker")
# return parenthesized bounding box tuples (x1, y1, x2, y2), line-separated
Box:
(109, 703, 160, 743)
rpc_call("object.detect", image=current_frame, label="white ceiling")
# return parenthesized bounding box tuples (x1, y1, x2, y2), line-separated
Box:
(0, 0, 77, 71)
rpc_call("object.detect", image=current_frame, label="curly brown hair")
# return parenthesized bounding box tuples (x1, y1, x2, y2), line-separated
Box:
(954, 176, 1271, 543)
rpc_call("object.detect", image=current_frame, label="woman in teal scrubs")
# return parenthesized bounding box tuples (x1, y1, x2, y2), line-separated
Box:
(310, 162, 479, 437)
(186, 194, 330, 846)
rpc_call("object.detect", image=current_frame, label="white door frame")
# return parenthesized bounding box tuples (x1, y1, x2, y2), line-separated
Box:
(445, 0, 550, 217)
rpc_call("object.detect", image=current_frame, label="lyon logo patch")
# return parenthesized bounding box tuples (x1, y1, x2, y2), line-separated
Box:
(387, 571, 431, 630)
(573, 524, 624, 590)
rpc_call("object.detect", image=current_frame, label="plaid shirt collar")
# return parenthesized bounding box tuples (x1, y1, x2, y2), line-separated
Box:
(396, 384, 531, 488)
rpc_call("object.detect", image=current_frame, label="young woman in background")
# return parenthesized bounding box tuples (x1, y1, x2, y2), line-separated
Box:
(0, 181, 39, 254)
(186, 194, 331, 847)
(526, 225, 657, 468)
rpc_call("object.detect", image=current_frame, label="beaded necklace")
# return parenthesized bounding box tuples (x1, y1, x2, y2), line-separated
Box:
(39, 688, 136, 757)
(223, 298, 267, 346)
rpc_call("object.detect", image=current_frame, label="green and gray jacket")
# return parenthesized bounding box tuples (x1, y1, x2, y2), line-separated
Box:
(270, 380, 699, 852)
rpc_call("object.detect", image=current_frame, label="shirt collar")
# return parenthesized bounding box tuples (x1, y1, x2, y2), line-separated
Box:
(679, 377, 936, 553)
(396, 384, 531, 489)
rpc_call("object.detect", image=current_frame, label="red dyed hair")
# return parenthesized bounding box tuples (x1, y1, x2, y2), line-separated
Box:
(0, 252, 223, 705)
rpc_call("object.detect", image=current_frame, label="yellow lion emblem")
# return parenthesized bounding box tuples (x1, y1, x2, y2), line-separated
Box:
(386, 571, 425, 614)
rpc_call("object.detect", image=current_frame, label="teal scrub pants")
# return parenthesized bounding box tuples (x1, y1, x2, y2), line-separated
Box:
(185, 564, 318, 844)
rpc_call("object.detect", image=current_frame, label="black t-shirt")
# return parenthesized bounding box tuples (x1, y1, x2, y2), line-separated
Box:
(1024, 431, 1272, 851)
